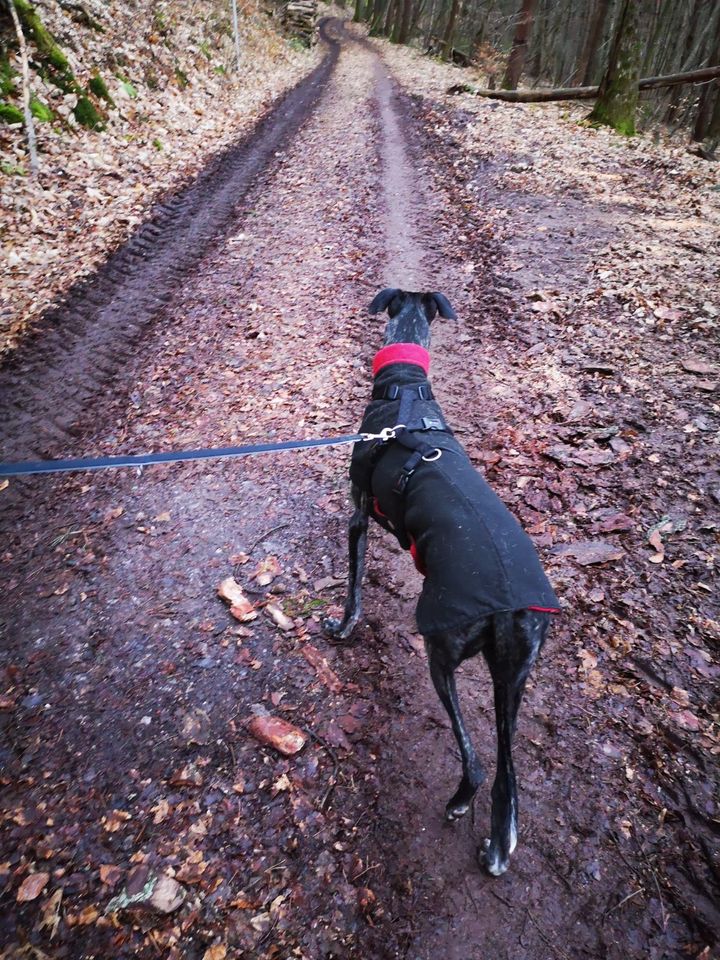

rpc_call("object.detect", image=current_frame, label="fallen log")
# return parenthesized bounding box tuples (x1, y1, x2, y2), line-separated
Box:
(447, 64, 720, 100)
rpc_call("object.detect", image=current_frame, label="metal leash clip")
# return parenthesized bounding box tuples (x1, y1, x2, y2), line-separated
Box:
(360, 424, 406, 443)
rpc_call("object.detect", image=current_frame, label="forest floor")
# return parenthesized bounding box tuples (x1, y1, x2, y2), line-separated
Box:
(1, 18, 719, 960)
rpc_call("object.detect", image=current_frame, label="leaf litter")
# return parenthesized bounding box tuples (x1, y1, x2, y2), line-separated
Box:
(1, 17, 719, 960)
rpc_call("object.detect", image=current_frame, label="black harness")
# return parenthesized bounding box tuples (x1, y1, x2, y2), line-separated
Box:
(350, 350, 561, 632)
(358, 380, 450, 547)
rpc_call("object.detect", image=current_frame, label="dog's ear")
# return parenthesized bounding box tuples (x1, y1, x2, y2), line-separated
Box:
(430, 292, 457, 320)
(368, 288, 400, 315)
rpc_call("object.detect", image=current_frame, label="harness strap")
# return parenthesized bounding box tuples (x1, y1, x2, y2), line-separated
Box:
(371, 382, 433, 402)
(391, 387, 444, 495)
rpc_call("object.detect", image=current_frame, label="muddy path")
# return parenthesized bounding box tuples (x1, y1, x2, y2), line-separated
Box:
(1, 20, 718, 960)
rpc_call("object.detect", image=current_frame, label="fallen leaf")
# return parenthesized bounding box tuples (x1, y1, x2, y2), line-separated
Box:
(202, 947, 227, 960)
(17, 871, 50, 902)
(229, 893, 257, 909)
(301, 644, 343, 692)
(102, 809, 132, 832)
(169, 763, 204, 787)
(593, 513, 634, 534)
(253, 556, 281, 586)
(314, 576, 343, 592)
(266, 602, 294, 631)
(179, 708, 211, 745)
(40, 888, 63, 938)
(681, 357, 716, 376)
(150, 798, 171, 824)
(550, 541, 624, 566)
(672, 710, 701, 732)
(76, 905, 99, 925)
(250, 912, 271, 932)
(217, 577, 256, 621)
(272, 773, 292, 793)
(99, 864, 124, 886)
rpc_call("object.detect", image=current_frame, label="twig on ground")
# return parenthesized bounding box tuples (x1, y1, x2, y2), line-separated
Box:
(630, 823, 668, 932)
(605, 887, 645, 917)
(526, 908, 573, 960)
(305, 727, 340, 811)
(247, 522, 290, 556)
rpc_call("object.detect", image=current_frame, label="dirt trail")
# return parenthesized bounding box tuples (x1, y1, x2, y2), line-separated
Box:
(1, 20, 716, 960)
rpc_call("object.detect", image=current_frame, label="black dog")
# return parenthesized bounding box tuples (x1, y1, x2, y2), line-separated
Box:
(325, 288, 559, 876)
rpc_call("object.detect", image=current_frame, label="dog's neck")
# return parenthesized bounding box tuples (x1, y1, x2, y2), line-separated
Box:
(382, 303, 432, 349)
(372, 342, 430, 377)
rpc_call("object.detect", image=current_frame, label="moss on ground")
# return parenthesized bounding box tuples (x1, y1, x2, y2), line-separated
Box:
(88, 73, 114, 105)
(0, 101, 24, 124)
(73, 95, 104, 129)
(30, 94, 53, 121)
(13, 0, 72, 79)
(0, 54, 15, 97)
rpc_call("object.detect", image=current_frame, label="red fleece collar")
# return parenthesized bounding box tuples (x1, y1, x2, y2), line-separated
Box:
(372, 343, 430, 377)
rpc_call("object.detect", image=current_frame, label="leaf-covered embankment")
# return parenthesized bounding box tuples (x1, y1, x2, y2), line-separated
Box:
(1, 0, 320, 357)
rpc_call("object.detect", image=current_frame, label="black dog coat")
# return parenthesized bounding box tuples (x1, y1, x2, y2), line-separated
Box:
(350, 344, 560, 635)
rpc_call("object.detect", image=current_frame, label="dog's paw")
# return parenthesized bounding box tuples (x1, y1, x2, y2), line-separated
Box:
(322, 616, 345, 639)
(480, 838, 509, 877)
(445, 801, 470, 822)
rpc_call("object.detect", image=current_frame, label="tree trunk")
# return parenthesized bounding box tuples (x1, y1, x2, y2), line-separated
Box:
(693, 30, 720, 140)
(501, 0, 538, 90)
(230, 0, 241, 70)
(369, 0, 388, 34)
(8, 0, 39, 176)
(390, 0, 404, 42)
(706, 82, 720, 150)
(576, 0, 611, 86)
(693, 82, 717, 140)
(441, 0, 460, 61)
(587, 0, 642, 135)
(447, 65, 720, 100)
(383, 0, 395, 36)
(397, 0, 413, 44)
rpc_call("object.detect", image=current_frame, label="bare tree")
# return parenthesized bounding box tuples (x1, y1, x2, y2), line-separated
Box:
(230, 0, 241, 71)
(501, 0, 537, 89)
(6, 0, 39, 176)
(575, 0, 611, 85)
(587, 0, 642, 134)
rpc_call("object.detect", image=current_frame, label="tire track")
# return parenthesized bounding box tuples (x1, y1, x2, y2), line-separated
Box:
(0, 20, 343, 465)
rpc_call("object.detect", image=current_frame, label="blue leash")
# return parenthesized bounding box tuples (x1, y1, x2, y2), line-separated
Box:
(0, 433, 366, 478)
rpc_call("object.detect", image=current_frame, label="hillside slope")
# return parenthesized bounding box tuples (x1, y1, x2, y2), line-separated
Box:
(1, 0, 318, 355)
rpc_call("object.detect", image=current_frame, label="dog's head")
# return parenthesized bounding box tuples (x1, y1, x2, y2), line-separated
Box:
(368, 289, 457, 347)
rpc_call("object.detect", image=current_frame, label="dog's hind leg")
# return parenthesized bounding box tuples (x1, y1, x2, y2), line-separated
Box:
(426, 640, 486, 821)
(323, 487, 369, 640)
(482, 610, 549, 876)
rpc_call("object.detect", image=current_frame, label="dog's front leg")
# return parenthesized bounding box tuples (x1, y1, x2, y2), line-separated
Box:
(323, 487, 369, 640)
